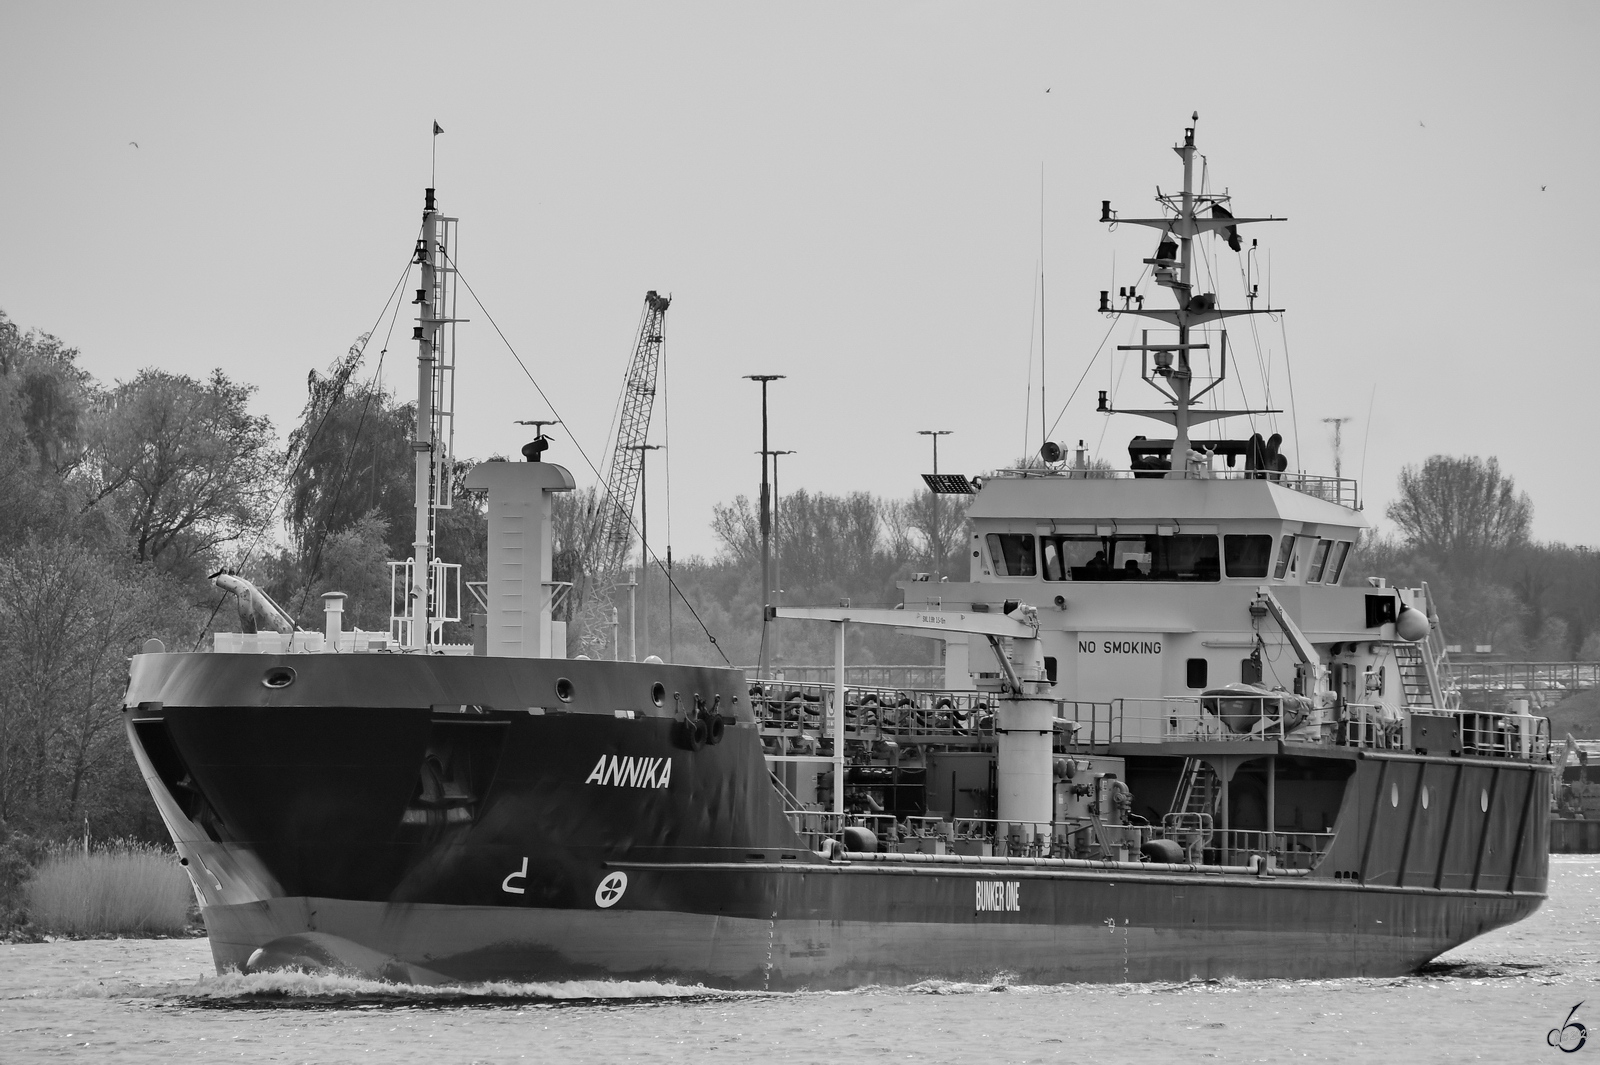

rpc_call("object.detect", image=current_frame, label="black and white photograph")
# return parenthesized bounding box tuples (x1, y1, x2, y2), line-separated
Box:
(0, 2, 1596, 1061)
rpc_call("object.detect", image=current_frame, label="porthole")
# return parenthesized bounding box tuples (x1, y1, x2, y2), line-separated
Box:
(1390, 783, 1399, 808)
(1421, 787, 1430, 810)
(1481, 788, 1489, 812)
(555, 677, 574, 703)
(261, 666, 296, 689)
(651, 682, 666, 708)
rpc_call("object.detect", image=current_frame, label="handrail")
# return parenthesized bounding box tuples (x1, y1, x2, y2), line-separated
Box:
(1418, 580, 1460, 710)
(1123, 694, 1308, 743)
(983, 467, 1359, 508)
(752, 682, 999, 741)
(783, 810, 1333, 871)
(1447, 661, 1600, 692)
(751, 681, 1112, 746)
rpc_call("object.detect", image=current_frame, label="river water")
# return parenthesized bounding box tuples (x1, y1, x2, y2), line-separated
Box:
(3, 856, 1597, 1064)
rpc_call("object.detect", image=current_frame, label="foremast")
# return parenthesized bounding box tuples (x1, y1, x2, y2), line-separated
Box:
(1098, 116, 1284, 476)
(407, 188, 458, 651)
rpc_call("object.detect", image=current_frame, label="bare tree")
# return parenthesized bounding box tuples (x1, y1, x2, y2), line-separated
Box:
(711, 495, 759, 564)
(1386, 455, 1531, 570)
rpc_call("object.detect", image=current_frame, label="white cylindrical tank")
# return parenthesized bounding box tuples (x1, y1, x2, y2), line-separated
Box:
(996, 695, 1057, 828)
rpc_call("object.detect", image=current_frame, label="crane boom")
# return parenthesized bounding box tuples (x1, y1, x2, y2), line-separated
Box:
(597, 291, 670, 575)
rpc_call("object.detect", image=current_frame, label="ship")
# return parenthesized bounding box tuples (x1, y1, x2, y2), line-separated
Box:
(125, 121, 1552, 989)
(1552, 736, 1600, 852)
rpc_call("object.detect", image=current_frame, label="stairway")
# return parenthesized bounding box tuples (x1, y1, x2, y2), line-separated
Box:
(1172, 757, 1217, 817)
(1164, 759, 1217, 862)
(1394, 643, 1434, 708)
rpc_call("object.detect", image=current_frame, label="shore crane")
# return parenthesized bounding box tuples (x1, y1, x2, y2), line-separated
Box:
(572, 291, 670, 656)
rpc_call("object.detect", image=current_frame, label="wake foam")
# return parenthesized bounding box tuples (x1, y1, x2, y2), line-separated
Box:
(168, 971, 751, 1009)
(29, 970, 753, 1009)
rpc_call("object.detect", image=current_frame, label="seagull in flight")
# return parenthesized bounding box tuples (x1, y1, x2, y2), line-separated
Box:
(128, 141, 139, 148)
(1542, 185, 1548, 192)
(1417, 120, 1425, 128)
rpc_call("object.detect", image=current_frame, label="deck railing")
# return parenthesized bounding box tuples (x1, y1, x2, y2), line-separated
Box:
(782, 810, 1333, 870)
(986, 466, 1360, 509)
(754, 678, 1551, 765)
(1448, 661, 1600, 693)
(750, 665, 947, 689)
(753, 682, 1107, 746)
(1450, 708, 1551, 760)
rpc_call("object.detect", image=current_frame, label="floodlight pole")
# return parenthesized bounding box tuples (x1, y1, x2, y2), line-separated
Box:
(918, 430, 952, 575)
(746, 374, 785, 680)
(760, 448, 796, 669)
(627, 443, 662, 659)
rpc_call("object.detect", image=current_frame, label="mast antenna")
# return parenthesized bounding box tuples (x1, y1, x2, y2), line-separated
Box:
(1323, 415, 1352, 481)
(1096, 118, 1286, 476)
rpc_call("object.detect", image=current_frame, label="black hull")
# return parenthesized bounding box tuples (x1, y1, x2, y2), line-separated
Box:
(125, 652, 1551, 989)
(195, 879, 1539, 990)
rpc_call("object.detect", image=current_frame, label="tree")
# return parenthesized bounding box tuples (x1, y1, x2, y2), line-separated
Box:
(82, 369, 279, 575)
(0, 314, 91, 551)
(1386, 455, 1532, 570)
(0, 311, 92, 475)
(285, 378, 416, 566)
(893, 488, 974, 578)
(0, 537, 174, 832)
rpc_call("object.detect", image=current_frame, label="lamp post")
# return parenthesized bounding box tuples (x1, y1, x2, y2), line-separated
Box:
(918, 430, 952, 575)
(759, 448, 796, 669)
(626, 443, 663, 660)
(745, 374, 785, 679)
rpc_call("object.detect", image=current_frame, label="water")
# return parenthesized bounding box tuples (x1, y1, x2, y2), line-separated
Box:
(4, 856, 1598, 1063)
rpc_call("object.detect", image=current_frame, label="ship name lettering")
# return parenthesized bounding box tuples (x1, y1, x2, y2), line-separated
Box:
(917, 614, 947, 626)
(584, 754, 672, 789)
(975, 880, 1020, 912)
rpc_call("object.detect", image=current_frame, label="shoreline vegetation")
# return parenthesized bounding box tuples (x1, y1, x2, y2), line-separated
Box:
(3, 839, 197, 942)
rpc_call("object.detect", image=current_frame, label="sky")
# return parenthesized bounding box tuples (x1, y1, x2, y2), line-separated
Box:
(2, 1, 1595, 560)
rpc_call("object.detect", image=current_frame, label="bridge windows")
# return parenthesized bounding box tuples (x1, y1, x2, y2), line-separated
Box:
(1040, 534, 1219, 582)
(1325, 541, 1351, 585)
(1223, 534, 1273, 578)
(1307, 539, 1333, 582)
(1273, 534, 1297, 579)
(985, 533, 1037, 577)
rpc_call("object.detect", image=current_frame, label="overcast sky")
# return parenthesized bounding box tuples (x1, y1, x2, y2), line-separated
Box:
(2, 2, 1594, 560)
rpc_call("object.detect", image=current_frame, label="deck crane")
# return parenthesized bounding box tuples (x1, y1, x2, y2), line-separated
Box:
(573, 291, 670, 656)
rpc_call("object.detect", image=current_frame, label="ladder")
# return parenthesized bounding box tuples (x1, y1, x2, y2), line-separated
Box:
(1172, 757, 1216, 817)
(1164, 759, 1217, 862)
(1394, 643, 1434, 707)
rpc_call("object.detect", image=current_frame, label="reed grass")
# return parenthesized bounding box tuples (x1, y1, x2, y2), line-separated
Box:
(24, 841, 192, 936)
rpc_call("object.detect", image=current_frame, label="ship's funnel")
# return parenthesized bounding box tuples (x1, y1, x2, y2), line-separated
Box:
(463, 459, 575, 658)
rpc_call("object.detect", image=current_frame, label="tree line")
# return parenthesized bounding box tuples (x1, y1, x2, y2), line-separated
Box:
(1350, 455, 1600, 660)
